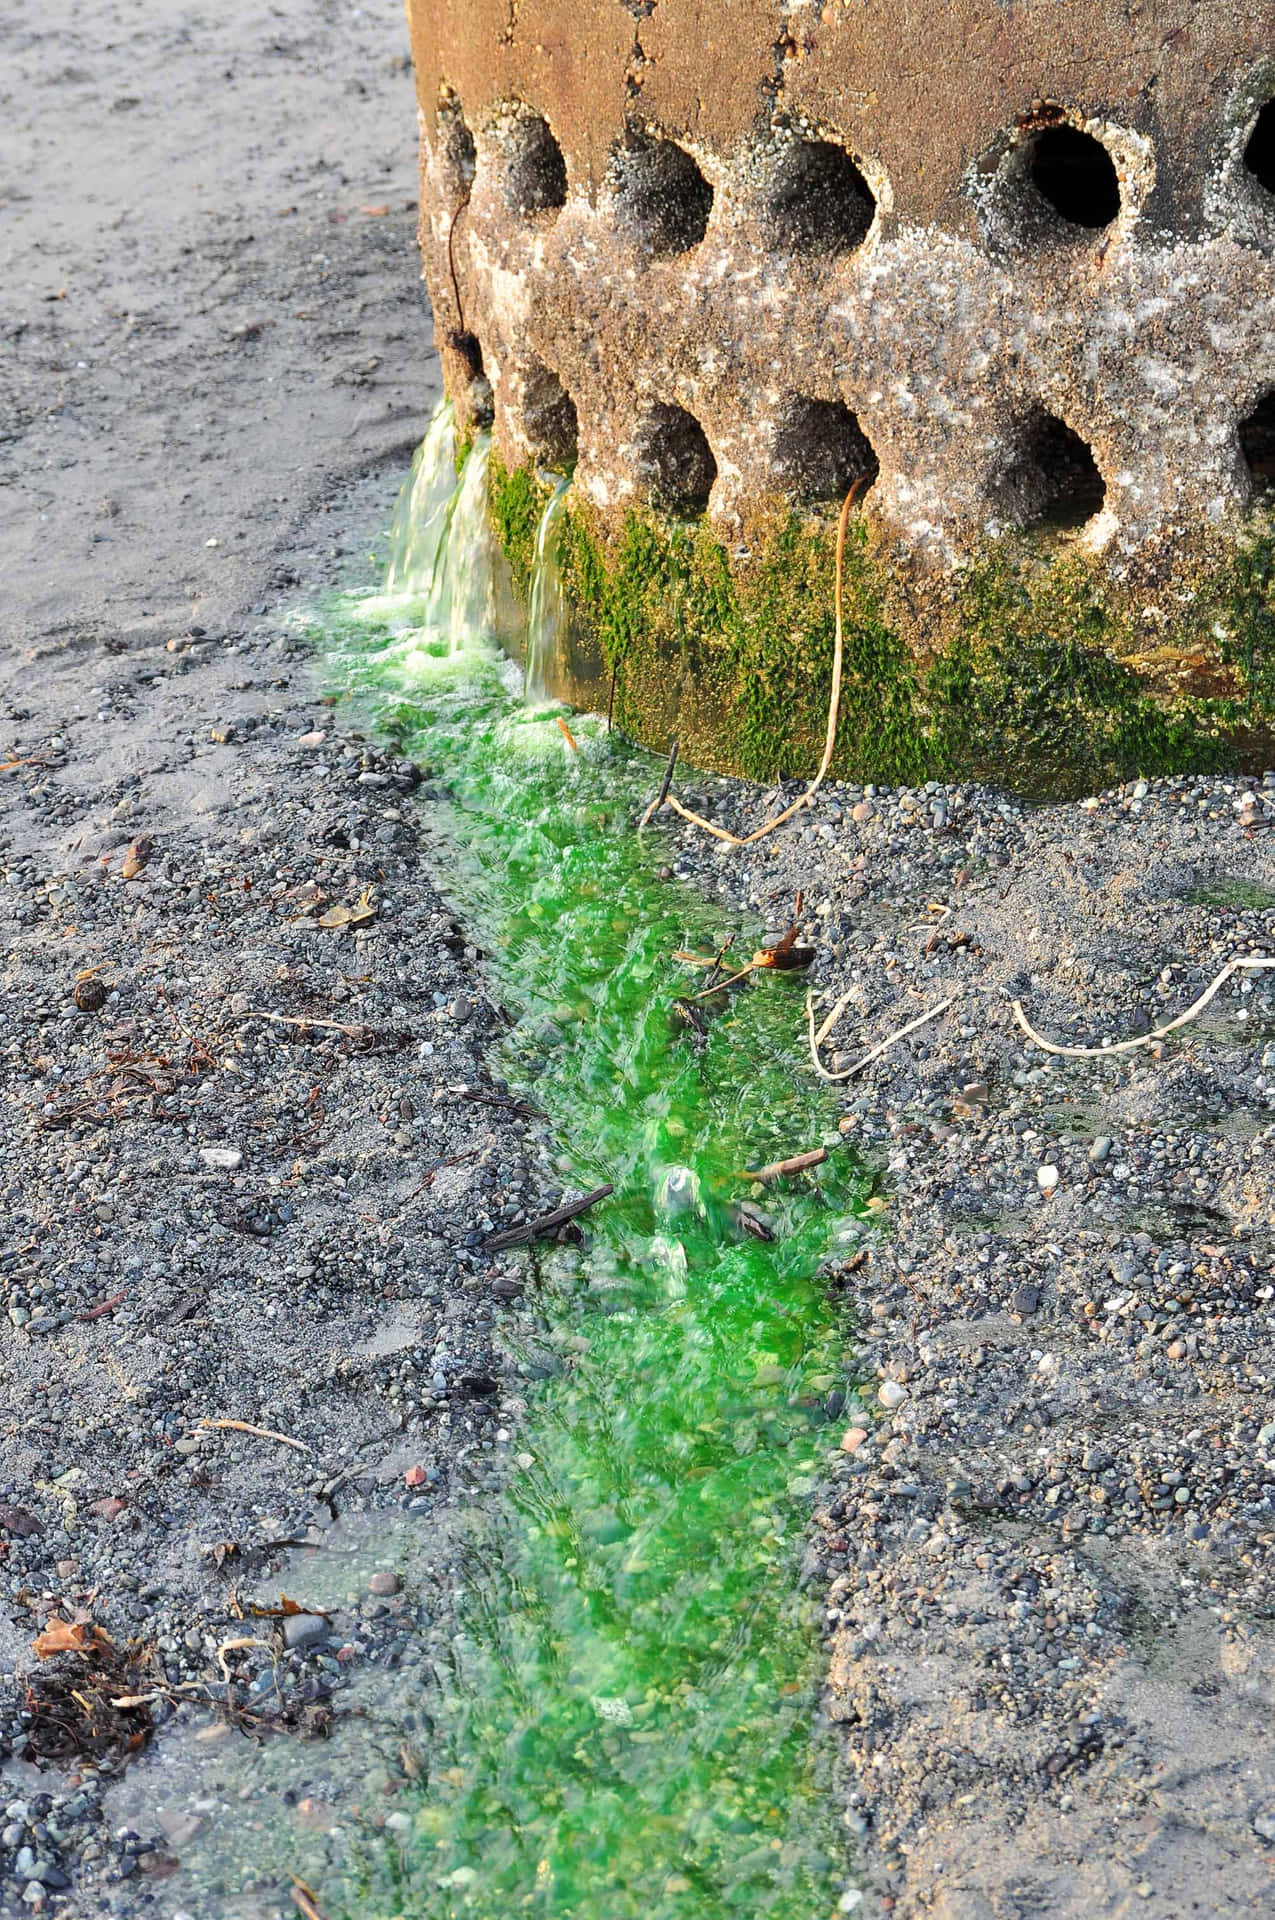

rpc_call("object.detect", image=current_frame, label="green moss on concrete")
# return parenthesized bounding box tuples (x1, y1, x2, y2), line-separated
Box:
(488, 455, 549, 601)
(487, 457, 1271, 799)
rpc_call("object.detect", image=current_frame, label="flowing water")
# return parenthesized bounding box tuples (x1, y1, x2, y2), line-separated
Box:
(305, 406, 869, 1920)
(524, 475, 570, 707)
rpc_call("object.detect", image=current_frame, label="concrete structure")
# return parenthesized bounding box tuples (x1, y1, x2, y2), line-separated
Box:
(403, 0, 1275, 786)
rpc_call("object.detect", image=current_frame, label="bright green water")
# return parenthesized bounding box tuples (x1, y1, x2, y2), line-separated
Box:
(309, 415, 867, 1920)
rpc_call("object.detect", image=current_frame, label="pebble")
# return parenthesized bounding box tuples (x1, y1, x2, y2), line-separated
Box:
(877, 1381, 908, 1410)
(198, 1146, 243, 1170)
(281, 1613, 329, 1651)
(1036, 1164, 1060, 1192)
(368, 1571, 399, 1596)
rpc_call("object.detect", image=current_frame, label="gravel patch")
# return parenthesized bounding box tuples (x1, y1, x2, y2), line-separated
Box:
(659, 762, 1275, 1916)
(0, 614, 555, 1913)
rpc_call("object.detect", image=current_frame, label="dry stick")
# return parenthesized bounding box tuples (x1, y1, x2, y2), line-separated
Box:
(703, 934, 736, 992)
(737, 1147, 828, 1183)
(690, 961, 764, 1000)
(556, 714, 579, 753)
(238, 1010, 373, 1039)
(290, 1878, 332, 1920)
(484, 1183, 613, 1252)
(1013, 954, 1275, 1059)
(196, 1418, 311, 1453)
(606, 665, 617, 734)
(659, 478, 863, 848)
(638, 739, 679, 831)
(813, 984, 859, 1050)
(807, 992, 955, 1083)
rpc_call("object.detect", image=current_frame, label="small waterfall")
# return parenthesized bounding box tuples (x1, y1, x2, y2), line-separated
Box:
(442, 436, 498, 655)
(383, 399, 456, 596)
(378, 399, 504, 660)
(524, 475, 570, 705)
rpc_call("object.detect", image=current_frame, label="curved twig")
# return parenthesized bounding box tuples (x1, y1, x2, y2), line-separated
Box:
(807, 992, 954, 1082)
(1013, 954, 1274, 1059)
(655, 478, 864, 848)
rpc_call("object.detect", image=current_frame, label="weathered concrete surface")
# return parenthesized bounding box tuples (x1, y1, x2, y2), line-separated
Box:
(405, 0, 1275, 570)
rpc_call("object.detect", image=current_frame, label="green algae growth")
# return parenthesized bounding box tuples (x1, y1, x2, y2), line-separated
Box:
(307, 414, 870, 1920)
(488, 452, 1275, 800)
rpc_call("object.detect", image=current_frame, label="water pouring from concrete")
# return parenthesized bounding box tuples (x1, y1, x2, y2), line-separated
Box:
(311, 403, 869, 1919)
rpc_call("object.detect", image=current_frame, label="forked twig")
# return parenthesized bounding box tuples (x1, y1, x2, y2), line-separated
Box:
(807, 992, 954, 1082)
(1013, 954, 1274, 1059)
(655, 478, 864, 848)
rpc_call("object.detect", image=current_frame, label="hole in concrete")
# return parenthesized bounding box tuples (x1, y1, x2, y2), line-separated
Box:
(765, 139, 875, 253)
(634, 404, 716, 513)
(611, 133, 713, 258)
(1024, 125, 1120, 229)
(492, 110, 567, 217)
(1239, 390, 1275, 494)
(437, 93, 477, 199)
(1244, 102, 1275, 196)
(521, 364, 579, 470)
(993, 409, 1105, 532)
(451, 333, 493, 427)
(773, 398, 878, 503)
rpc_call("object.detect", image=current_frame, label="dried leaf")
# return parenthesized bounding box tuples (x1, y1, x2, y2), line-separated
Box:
(34, 1619, 115, 1659)
(121, 837, 153, 880)
(318, 889, 376, 931)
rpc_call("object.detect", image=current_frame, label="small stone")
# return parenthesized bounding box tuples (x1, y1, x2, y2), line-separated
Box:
(1167, 1340, 1186, 1362)
(1253, 1810, 1275, 1842)
(199, 1146, 243, 1171)
(1036, 1163, 1060, 1193)
(73, 977, 107, 1011)
(1131, 780, 1149, 800)
(447, 996, 471, 1021)
(851, 801, 874, 823)
(209, 723, 236, 744)
(89, 1496, 127, 1521)
(175, 1435, 202, 1456)
(282, 1613, 329, 1651)
(1089, 1137, 1113, 1163)
(368, 1571, 399, 1596)
(840, 1427, 868, 1454)
(1011, 1284, 1040, 1318)
(156, 1811, 206, 1847)
(403, 1465, 428, 1487)
(877, 1381, 908, 1411)
(94, 1201, 114, 1223)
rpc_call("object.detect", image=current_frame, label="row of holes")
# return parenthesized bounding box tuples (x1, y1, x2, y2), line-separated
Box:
(454, 111, 874, 256)
(446, 100, 1275, 259)
(514, 358, 1275, 525)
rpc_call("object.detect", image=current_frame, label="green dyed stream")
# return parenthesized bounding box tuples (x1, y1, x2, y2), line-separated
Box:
(310, 406, 867, 1920)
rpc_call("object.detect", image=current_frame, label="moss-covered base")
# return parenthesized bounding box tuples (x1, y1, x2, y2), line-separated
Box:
(489, 457, 1275, 800)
